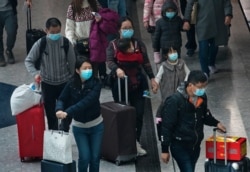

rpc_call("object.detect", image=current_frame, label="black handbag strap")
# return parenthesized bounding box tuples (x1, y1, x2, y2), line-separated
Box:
(27, 6, 31, 30)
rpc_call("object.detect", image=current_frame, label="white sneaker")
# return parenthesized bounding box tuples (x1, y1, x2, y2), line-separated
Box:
(208, 66, 218, 74)
(136, 141, 147, 156)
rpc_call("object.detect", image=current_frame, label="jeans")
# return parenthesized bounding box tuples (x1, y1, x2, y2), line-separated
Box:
(73, 122, 104, 172)
(170, 141, 200, 172)
(0, 10, 18, 55)
(198, 38, 218, 76)
(41, 82, 67, 130)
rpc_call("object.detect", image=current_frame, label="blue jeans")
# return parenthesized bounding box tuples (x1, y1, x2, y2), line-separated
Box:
(170, 141, 200, 172)
(73, 122, 104, 172)
(198, 38, 218, 76)
(0, 10, 18, 55)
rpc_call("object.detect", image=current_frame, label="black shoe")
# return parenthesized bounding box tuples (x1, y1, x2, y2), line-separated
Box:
(5, 50, 15, 64)
(186, 49, 195, 57)
(0, 55, 6, 67)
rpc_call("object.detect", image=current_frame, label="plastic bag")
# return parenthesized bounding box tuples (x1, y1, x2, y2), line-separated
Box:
(10, 83, 42, 116)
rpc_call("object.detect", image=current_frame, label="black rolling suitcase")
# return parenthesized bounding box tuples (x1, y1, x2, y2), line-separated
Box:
(26, 6, 46, 54)
(41, 160, 76, 172)
(205, 128, 250, 172)
(101, 76, 137, 165)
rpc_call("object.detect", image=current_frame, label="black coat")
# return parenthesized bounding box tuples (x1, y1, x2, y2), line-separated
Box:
(55, 77, 102, 123)
(153, 0, 183, 52)
(161, 89, 219, 153)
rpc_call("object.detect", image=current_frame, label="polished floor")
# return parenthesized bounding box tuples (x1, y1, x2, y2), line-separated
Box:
(0, 0, 250, 171)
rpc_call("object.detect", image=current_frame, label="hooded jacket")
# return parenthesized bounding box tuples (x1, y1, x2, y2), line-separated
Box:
(153, 1, 183, 52)
(161, 82, 220, 153)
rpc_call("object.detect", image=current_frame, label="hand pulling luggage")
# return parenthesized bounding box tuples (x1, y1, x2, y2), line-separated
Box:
(26, 6, 46, 54)
(41, 159, 76, 172)
(101, 76, 137, 165)
(16, 104, 45, 162)
(204, 128, 250, 172)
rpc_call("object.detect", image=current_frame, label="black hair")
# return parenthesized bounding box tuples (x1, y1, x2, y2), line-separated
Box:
(187, 70, 208, 85)
(45, 17, 61, 29)
(117, 38, 130, 53)
(73, 56, 92, 89)
(117, 16, 134, 30)
(71, 0, 98, 17)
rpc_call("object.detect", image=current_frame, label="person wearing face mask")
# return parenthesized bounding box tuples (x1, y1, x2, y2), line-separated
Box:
(56, 56, 103, 172)
(106, 16, 158, 156)
(25, 17, 76, 131)
(153, 0, 183, 67)
(160, 70, 226, 172)
(152, 47, 190, 141)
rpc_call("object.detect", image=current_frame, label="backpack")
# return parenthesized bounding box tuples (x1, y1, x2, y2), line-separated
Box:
(156, 91, 185, 141)
(35, 36, 69, 70)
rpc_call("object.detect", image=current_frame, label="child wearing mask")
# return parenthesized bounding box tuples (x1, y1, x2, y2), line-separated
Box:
(116, 38, 151, 98)
(153, 47, 190, 140)
(153, 0, 183, 64)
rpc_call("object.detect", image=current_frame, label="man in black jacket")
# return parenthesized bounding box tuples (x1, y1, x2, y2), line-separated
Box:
(0, 0, 18, 66)
(160, 70, 226, 172)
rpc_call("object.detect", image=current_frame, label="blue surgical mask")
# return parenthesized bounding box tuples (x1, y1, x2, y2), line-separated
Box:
(166, 12, 176, 19)
(121, 29, 134, 39)
(194, 88, 206, 96)
(80, 69, 93, 80)
(168, 53, 178, 61)
(48, 33, 61, 41)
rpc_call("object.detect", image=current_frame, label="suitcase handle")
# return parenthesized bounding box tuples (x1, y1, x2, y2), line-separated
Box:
(27, 5, 32, 30)
(213, 128, 227, 165)
(117, 75, 128, 105)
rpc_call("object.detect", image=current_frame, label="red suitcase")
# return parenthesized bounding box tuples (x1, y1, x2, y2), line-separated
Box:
(101, 76, 137, 165)
(16, 104, 45, 162)
(204, 128, 250, 172)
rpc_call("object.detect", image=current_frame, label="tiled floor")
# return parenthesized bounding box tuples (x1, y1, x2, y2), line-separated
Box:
(0, 0, 250, 172)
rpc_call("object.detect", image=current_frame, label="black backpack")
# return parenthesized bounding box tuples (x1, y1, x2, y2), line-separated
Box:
(35, 36, 69, 70)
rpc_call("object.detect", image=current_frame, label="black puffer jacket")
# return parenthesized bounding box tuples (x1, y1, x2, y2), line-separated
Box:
(161, 83, 220, 153)
(153, 0, 183, 52)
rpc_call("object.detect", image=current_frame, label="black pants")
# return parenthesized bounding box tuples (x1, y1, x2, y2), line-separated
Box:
(111, 77, 145, 141)
(41, 82, 71, 131)
(180, 0, 197, 51)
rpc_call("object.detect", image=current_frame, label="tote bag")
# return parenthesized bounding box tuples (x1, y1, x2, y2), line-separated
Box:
(43, 130, 73, 164)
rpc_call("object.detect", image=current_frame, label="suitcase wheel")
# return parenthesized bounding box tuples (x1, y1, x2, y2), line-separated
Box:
(115, 160, 121, 166)
(21, 158, 24, 162)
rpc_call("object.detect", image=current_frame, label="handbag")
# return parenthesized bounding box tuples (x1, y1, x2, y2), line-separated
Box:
(43, 130, 73, 164)
(190, 1, 198, 24)
(76, 38, 90, 55)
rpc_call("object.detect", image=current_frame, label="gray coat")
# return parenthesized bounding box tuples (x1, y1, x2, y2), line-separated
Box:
(184, 0, 232, 46)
